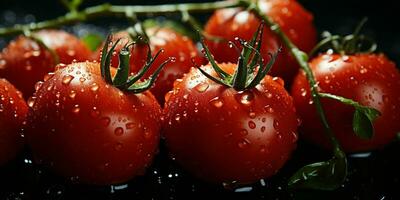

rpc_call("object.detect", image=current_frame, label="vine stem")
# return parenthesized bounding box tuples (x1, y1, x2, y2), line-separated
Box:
(244, 1, 343, 153)
(0, 0, 343, 153)
(0, 1, 241, 37)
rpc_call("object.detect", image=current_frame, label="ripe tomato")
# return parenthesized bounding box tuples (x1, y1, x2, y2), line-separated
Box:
(0, 29, 92, 99)
(163, 63, 298, 184)
(204, 0, 316, 83)
(26, 62, 161, 185)
(93, 27, 203, 105)
(291, 53, 400, 152)
(0, 79, 28, 166)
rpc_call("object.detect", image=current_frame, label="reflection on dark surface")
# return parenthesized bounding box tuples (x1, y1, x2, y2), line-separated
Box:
(0, 0, 400, 199)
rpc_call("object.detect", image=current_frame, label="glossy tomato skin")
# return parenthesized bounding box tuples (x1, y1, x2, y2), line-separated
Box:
(0, 29, 91, 99)
(163, 63, 298, 184)
(291, 54, 400, 152)
(204, 0, 317, 83)
(26, 62, 161, 185)
(93, 27, 203, 105)
(0, 79, 28, 166)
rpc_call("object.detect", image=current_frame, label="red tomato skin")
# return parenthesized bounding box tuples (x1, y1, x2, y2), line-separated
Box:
(163, 63, 298, 184)
(291, 54, 400, 152)
(204, 0, 317, 83)
(26, 62, 161, 185)
(0, 79, 28, 166)
(0, 30, 91, 99)
(93, 27, 203, 105)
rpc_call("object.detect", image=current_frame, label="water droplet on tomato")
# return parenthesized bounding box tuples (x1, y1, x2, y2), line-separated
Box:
(272, 77, 284, 86)
(249, 112, 256, 119)
(194, 83, 209, 93)
(90, 107, 100, 118)
(209, 97, 223, 108)
(43, 72, 55, 81)
(35, 81, 43, 91)
(62, 75, 74, 85)
(240, 129, 248, 136)
(72, 104, 80, 114)
(236, 91, 254, 105)
(248, 121, 256, 129)
(126, 122, 135, 129)
(238, 139, 251, 149)
(261, 126, 266, 132)
(79, 77, 86, 82)
(69, 90, 76, 99)
(273, 119, 279, 130)
(27, 96, 36, 108)
(360, 68, 368, 74)
(175, 114, 181, 121)
(114, 127, 124, 136)
(90, 83, 99, 92)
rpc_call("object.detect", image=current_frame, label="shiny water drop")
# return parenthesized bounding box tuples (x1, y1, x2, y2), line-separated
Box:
(62, 75, 74, 85)
(114, 127, 124, 136)
(35, 81, 44, 91)
(126, 123, 135, 129)
(27, 96, 36, 108)
(79, 77, 86, 82)
(194, 83, 209, 93)
(175, 114, 181, 121)
(237, 92, 254, 105)
(238, 139, 251, 149)
(249, 112, 256, 119)
(90, 83, 99, 92)
(248, 121, 256, 129)
(69, 90, 76, 99)
(44, 72, 55, 81)
(90, 107, 100, 118)
(101, 117, 111, 127)
(273, 119, 279, 130)
(72, 105, 80, 114)
(240, 129, 248, 136)
(209, 97, 223, 108)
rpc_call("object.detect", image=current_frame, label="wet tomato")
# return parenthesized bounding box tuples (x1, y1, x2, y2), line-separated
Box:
(0, 79, 28, 166)
(0, 29, 92, 98)
(93, 27, 203, 105)
(204, 0, 317, 83)
(26, 62, 161, 185)
(163, 63, 298, 185)
(291, 53, 400, 152)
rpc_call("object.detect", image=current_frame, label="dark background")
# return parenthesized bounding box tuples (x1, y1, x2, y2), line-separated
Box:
(1, 1, 400, 200)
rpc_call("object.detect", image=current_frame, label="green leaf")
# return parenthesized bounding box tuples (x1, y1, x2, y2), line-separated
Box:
(352, 107, 380, 139)
(288, 151, 347, 190)
(81, 33, 103, 51)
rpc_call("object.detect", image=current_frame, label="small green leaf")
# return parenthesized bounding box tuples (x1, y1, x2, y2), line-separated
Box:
(352, 107, 380, 139)
(81, 33, 103, 51)
(288, 151, 347, 190)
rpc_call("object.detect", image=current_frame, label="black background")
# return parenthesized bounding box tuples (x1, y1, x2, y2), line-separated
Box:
(1, 1, 400, 200)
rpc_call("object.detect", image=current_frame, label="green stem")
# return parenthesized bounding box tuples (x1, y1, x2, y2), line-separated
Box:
(0, 1, 241, 37)
(319, 92, 362, 109)
(245, 1, 342, 152)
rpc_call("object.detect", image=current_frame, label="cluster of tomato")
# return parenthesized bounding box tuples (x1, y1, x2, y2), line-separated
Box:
(1, 0, 399, 187)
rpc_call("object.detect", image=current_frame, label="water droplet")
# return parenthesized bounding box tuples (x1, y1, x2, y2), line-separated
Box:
(126, 122, 135, 129)
(209, 97, 223, 108)
(69, 90, 76, 99)
(101, 117, 110, 127)
(238, 139, 251, 149)
(272, 77, 284, 86)
(44, 72, 55, 81)
(261, 126, 266, 132)
(35, 81, 43, 91)
(360, 68, 368, 74)
(291, 131, 298, 143)
(248, 121, 256, 129)
(90, 83, 99, 92)
(273, 119, 279, 130)
(90, 107, 100, 118)
(240, 129, 248, 136)
(308, 100, 314, 105)
(175, 114, 181, 121)
(62, 75, 74, 85)
(114, 127, 124, 136)
(237, 91, 254, 105)
(194, 83, 209, 93)
(79, 77, 86, 82)
(249, 112, 256, 119)
(27, 96, 36, 108)
(72, 104, 80, 114)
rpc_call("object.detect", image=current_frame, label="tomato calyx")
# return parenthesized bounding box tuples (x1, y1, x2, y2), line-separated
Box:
(195, 22, 280, 91)
(309, 18, 377, 57)
(100, 34, 175, 93)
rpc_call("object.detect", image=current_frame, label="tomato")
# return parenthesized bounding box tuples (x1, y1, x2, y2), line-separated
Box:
(0, 79, 28, 166)
(93, 27, 203, 105)
(204, 0, 317, 83)
(163, 63, 298, 185)
(0, 29, 92, 99)
(26, 61, 161, 185)
(291, 53, 400, 152)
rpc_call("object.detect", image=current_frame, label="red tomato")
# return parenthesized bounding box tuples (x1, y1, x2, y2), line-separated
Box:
(26, 62, 161, 185)
(93, 27, 203, 105)
(291, 53, 400, 152)
(0, 29, 92, 99)
(204, 0, 316, 83)
(0, 79, 28, 166)
(163, 63, 298, 184)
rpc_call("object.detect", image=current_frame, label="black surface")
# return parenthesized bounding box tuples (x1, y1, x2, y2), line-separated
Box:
(1, 0, 400, 199)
